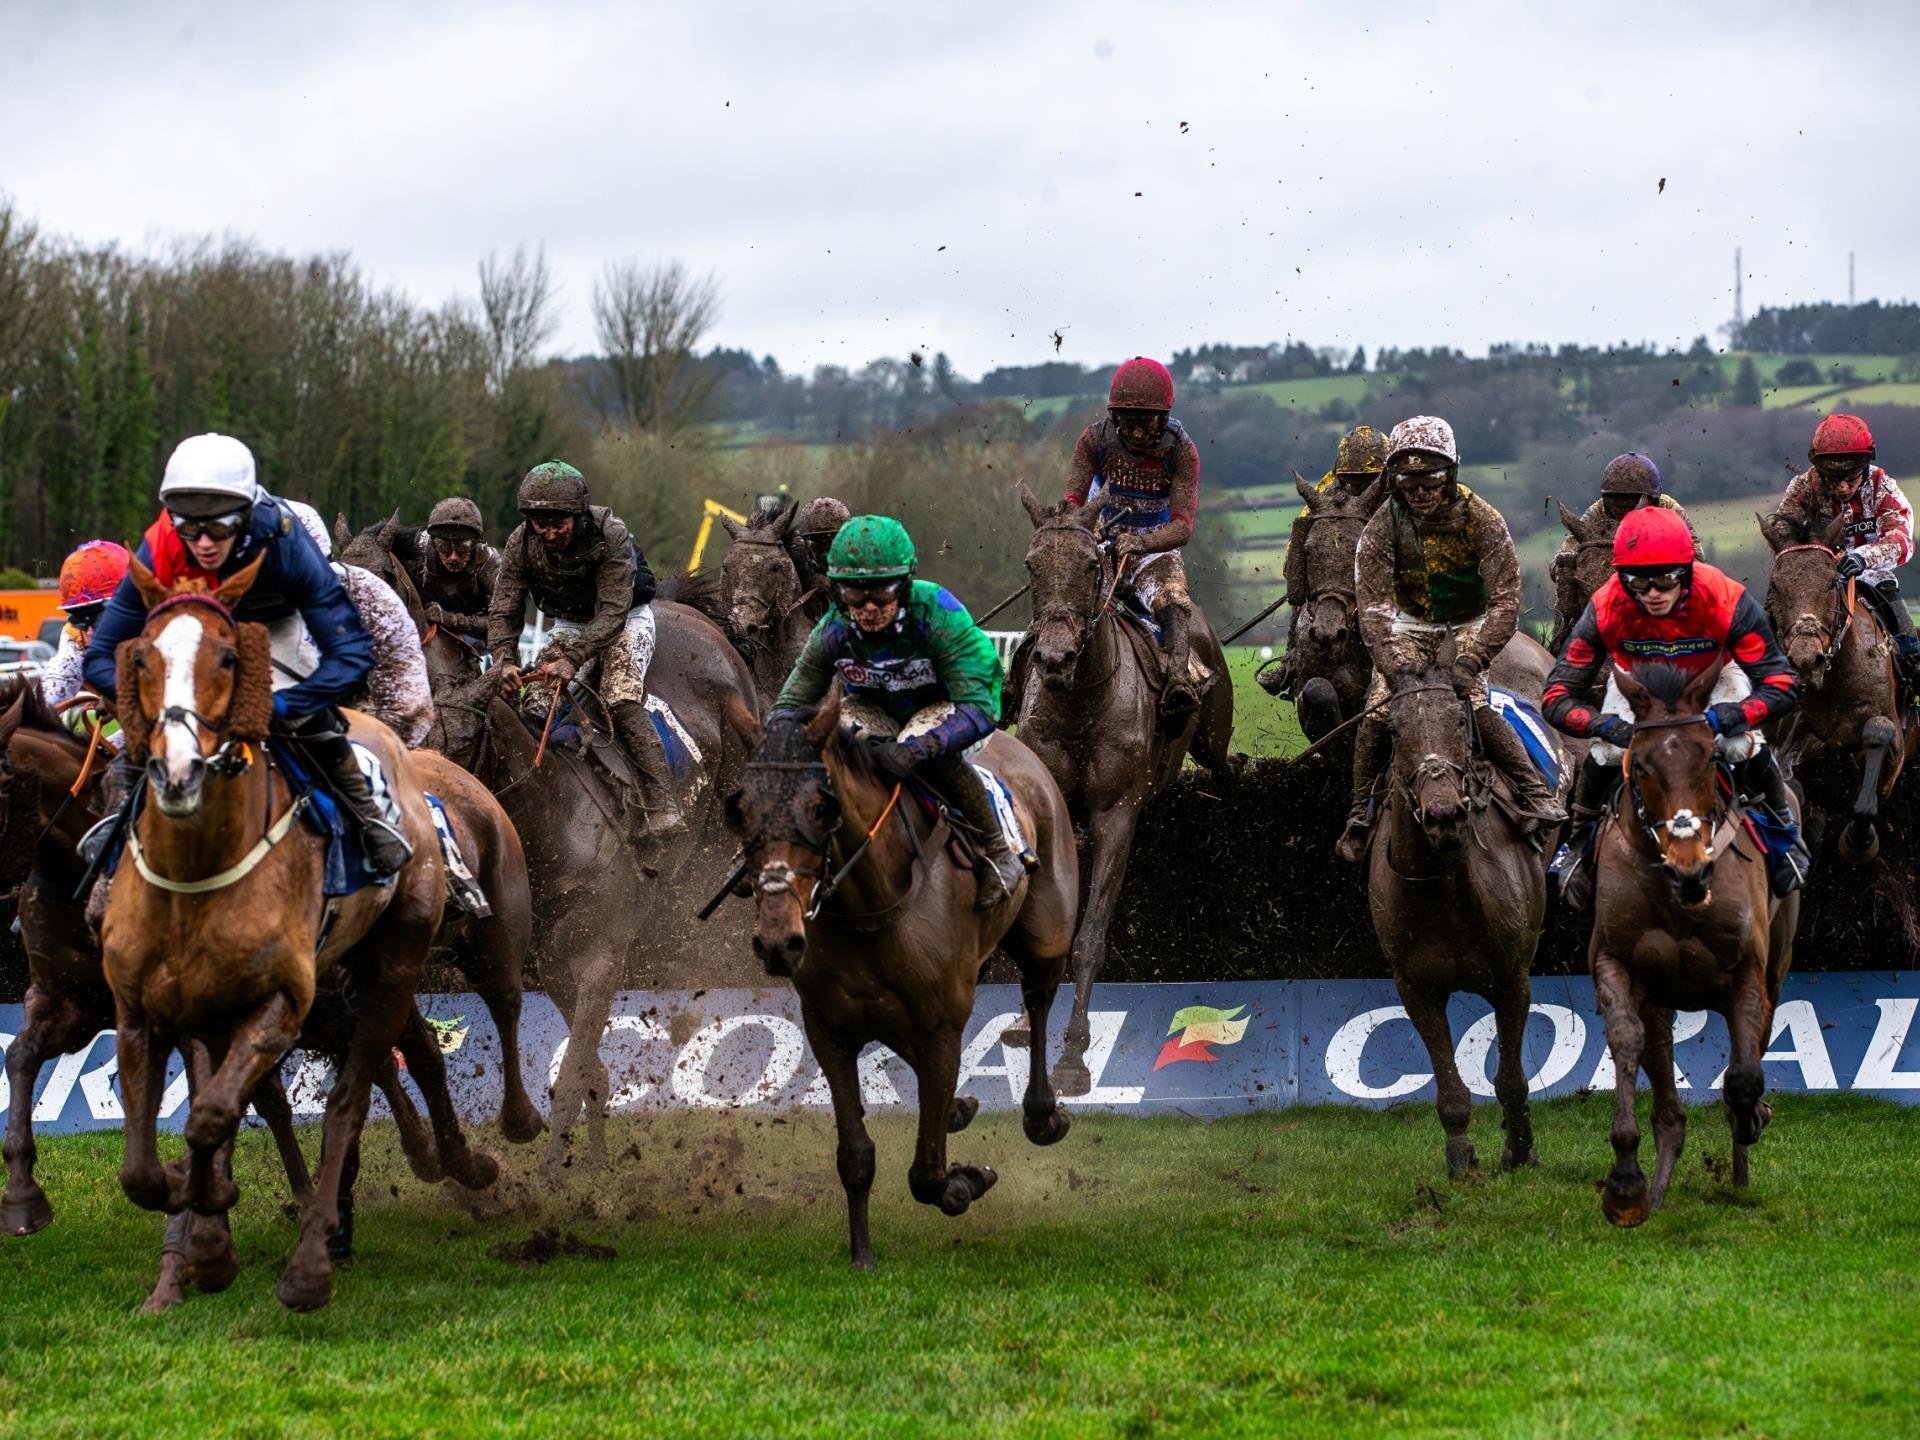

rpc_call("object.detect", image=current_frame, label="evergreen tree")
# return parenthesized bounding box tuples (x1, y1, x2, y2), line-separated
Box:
(1731, 356, 1762, 407)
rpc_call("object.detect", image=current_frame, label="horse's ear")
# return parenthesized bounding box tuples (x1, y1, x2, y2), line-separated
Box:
(215, 552, 267, 608)
(1293, 469, 1320, 508)
(333, 514, 354, 553)
(719, 514, 745, 542)
(376, 508, 402, 550)
(1435, 627, 1459, 674)
(803, 691, 841, 748)
(1018, 480, 1048, 528)
(1818, 512, 1850, 552)
(228, 623, 275, 741)
(1612, 663, 1653, 718)
(725, 692, 762, 745)
(129, 555, 168, 610)
(1680, 658, 1726, 716)
(1758, 512, 1793, 552)
(0, 688, 25, 750)
(1356, 475, 1387, 516)
(1557, 499, 1587, 542)
(768, 505, 794, 540)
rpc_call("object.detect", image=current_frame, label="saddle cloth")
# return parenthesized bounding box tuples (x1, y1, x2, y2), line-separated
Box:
(1487, 686, 1562, 787)
(424, 793, 492, 918)
(526, 692, 701, 781)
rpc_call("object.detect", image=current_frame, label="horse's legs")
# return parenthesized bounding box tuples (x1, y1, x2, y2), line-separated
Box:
(2, 988, 102, 1236)
(1491, 974, 1538, 1170)
(1005, 932, 1070, 1149)
(376, 1049, 443, 1184)
(1592, 952, 1650, 1226)
(459, 916, 542, 1143)
(393, 1003, 498, 1190)
(1395, 977, 1476, 1180)
(330, 1134, 363, 1264)
(1724, 964, 1774, 1185)
(181, 991, 300, 1213)
(906, 1027, 996, 1217)
(803, 1014, 878, 1270)
(546, 929, 620, 1171)
(1842, 716, 1897, 860)
(252, 1072, 313, 1201)
(114, 1013, 178, 1213)
(1054, 805, 1139, 1097)
(1642, 1005, 1687, 1210)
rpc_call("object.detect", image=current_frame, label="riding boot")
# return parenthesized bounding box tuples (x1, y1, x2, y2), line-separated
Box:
(922, 753, 1025, 909)
(612, 699, 688, 843)
(1473, 705, 1566, 834)
(1334, 712, 1391, 865)
(79, 751, 144, 933)
(1154, 604, 1199, 724)
(1873, 579, 1920, 692)
(1737, 748, 1811, 896)
(1553, 758, 1616, 912)
(287, 708, 414, 879)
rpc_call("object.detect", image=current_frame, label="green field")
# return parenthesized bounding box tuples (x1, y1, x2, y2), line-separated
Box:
(1224, 643, 1305, 757)
(7, 1098, 1917, 1438)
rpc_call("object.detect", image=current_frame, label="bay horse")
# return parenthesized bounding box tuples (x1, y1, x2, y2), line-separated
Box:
(717, 504, 819, 704)
(1270, 472, 1383, 741)
(104, 554, 446, 1310)
(1368, 637, 1550, 1178)
(1589, 660, 1799, 1225)
(723, 694, 1078, 1268)
(1013, 483, 1236, 1094)
(1546, 501, 1623, 657)
(1759, 511, 1910, 863)
(338, 515, 760, 1163)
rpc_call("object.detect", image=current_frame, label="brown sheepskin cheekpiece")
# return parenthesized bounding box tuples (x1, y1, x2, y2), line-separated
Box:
(228, 622, 275, 740)
(115, 639, 152, 759)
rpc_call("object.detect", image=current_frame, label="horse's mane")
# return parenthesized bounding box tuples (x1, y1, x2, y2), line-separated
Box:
(1628, 661, 1700, 709)
(761, 705, 882, 787)
(0, 676, 74, 741)
(656, 570, 728, 628)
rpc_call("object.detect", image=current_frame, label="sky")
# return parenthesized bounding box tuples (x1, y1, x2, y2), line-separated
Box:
(4, 0, 1916, 379)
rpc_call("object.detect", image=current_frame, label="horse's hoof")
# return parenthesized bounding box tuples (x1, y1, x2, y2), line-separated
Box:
(192, 1176, 240, 1217)
(947, 1096, 979, 1134)
(1729, 1106, 1768, 1147)
(1839, 820, 1880, 864)
(276, 1264, 335, 1313)
(142, 1286, 186, 1316)
(449, 1150, 502, 1191)
(1051, 1057, 1092, 1099)
(182, 1105, 238, 1153)
(121, 1169, 173, 1215)
(1023, 1105, 1071, 1147)
(940, 1165, 998, 1216)
(1500, 1145, 1540, 1171)
(498, 1102, 546, 1147)
(189, 1244, 240, 1294)
(1, 1187, 54, 1237)
(1445, 1140, 1479, 1181)
(1602, 1178, 1651, 1228)
(849, 1252, 876, 1273)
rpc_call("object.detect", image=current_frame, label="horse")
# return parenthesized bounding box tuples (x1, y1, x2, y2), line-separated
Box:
(102, 554, 447, 1310)
(1546, 501, 1622, 656)
(338, 514, 761, 1164)
(1013, 483, 1236, 1095)
(716, 504, 819, 704)
(1271, 473, 1384, 740)
(1759, 511, 1911, 864)
(1367, 637, 1551, 1179)
(1589, 660, 1799, 1225)
(723, 693, 1078, 1268)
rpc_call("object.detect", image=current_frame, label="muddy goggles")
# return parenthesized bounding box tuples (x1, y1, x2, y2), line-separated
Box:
(1620, 565, 1690, 595)
(168, 508, 250, 542)
(833, 578, 907, 610)
(63, 602, 106, 630)
(1813, 456, 1870, 483)
(432, 535, 477, 556)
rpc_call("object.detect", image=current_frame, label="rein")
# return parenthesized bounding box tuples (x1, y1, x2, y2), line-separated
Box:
(1026, 523, 1130, 696)
(1619, 715, 1730, 869)
(741, 755, 913, 926)
(1773, 544, 1858, 675)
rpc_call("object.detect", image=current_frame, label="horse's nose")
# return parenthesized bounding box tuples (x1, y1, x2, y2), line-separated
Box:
(752, 930, 807, 978)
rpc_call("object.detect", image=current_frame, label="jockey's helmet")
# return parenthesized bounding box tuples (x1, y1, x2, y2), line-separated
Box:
(59, 540, 131, 614)
(1601, 453, 1662, 496)
(517, 461, 590, 517)
(428, 496, 485, 537)
(1108, 357, 1175, 413)
(1334, 424, 1389, 478)
(827, 515, 916, 582)
(158, 433, 260, 520)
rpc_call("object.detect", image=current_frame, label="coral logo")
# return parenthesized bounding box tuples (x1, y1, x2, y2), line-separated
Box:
(1153, 1004, 1250, 1070)
(427, 1015, 470, 1055)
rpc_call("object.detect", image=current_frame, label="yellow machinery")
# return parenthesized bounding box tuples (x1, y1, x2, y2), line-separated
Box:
(687, 498, 750, 573)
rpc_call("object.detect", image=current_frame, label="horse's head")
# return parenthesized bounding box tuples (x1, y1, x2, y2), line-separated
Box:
(1616, 659, 1726, 908)
(723, 693, 844, 977)
(1762, 511, 1851, 688)
(718, 507, 802, 655)
(1385, 634, 1473, 857)
(1019, 481, 1107, 684)
(0, 690, 48, 893)
(1293, 472, 1382, 649)
(118, 554, 274, 819)
(1555, 500, 1622, 630)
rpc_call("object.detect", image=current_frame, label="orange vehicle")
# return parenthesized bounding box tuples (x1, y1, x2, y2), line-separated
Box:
(0, 588, 69, 647)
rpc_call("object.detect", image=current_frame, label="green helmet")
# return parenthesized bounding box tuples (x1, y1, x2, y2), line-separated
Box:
(517, 460, 589, 516)
(826, 514, 916, 581)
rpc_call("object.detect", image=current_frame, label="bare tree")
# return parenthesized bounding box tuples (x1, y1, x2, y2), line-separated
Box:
(591, 259, 722, 435)
(477, 245, 558, 394)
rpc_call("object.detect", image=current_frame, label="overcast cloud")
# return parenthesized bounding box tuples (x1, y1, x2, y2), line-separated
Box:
(5, 0, 1915, 377)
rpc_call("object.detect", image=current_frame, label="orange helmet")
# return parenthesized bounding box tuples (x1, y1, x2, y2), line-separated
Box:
(59, 540, 131, 611)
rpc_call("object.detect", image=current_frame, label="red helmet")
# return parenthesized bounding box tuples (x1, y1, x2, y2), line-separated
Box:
(1108, 357, 1174, 412)
(1810, 412, 1874, 461)
(1612, 506, 1695, 568)
(58, 539, 131, 610)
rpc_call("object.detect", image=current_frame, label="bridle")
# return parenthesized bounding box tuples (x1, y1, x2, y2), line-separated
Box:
(1771, 543, 1857, 682)
(739, 755, 908, 925)
(1026, 522, 1129, 693)
(143, 593, 256, 779)
(725, 532, 818, 634)
(1621, 714, 1727, 869)
(1387, 683, 1480, 826)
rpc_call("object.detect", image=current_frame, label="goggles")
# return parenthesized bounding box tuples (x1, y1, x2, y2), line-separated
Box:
(169, 509, 249, 542)
(432, 536, 477, 556)
(64, 602, 106, 630)
(1814, 456, 1869, 483)
(1620, 565, 1690, 595)
(834, 579, 906, 610)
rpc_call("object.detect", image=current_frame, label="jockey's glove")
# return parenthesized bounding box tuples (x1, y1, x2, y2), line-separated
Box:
(1836, 550, 1868, 579)
(1449, 657, 1482, 697)
(1705, 702, 1748, 737)
(866, 738, 918, 783)
(1593, 716, 1634, 748)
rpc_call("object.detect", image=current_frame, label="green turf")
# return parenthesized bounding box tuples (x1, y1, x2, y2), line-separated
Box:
(6, 1098, 1916, 1438)
(1224, 643, 1305, 757)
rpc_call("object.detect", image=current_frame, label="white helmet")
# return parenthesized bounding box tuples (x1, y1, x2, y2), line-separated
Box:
(158, 433, 260, 518)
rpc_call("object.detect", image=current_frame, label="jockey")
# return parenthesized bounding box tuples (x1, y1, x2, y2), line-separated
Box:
(1315, 424, 1390, 496)
(41, 540, 131, 747)
(1063, 357, 1202, 721)
(1542, 506, 1805, 906)
(789, 496, 851, 608)
(411, 496, 499, 643)
(773, 514, 1024, 908)
(1766, 413, 1919, 682)
(82, 433, 411, 875)
(287, 502, 434, 749)
(486, 460, 685, 841)
(1272, 425, 1387, 691)
(1335, 415, 1565, 863)
(1550, 452, 1695, 585)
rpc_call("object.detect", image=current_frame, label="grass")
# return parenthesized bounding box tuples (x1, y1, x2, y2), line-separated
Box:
(6, 1098, 1918, 1438)
(1223, 643, 1305, 758)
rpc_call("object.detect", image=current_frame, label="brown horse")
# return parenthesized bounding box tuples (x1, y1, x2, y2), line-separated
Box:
(1589, 660, 1799, 1225)
(723, 694, 1078, 1268)
(1367, 638, 1550, 1178)
(717, 504, 819, 703)
(1270, 473, 1384, 740)
(1013, 484, 1236, 1094)
(104, 555, 446, 1310)
(1760, 512, 1910, 863)
(1546, 501, 1622, 656)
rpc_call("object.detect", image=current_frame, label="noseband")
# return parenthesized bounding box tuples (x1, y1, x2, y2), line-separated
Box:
(144, 593, 256, 778)
(1027, 522, 1110, 632)
(1622, 714, 1725, 863)
(1772, 544, 1856, 679)
(738, 756, 908, 923)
